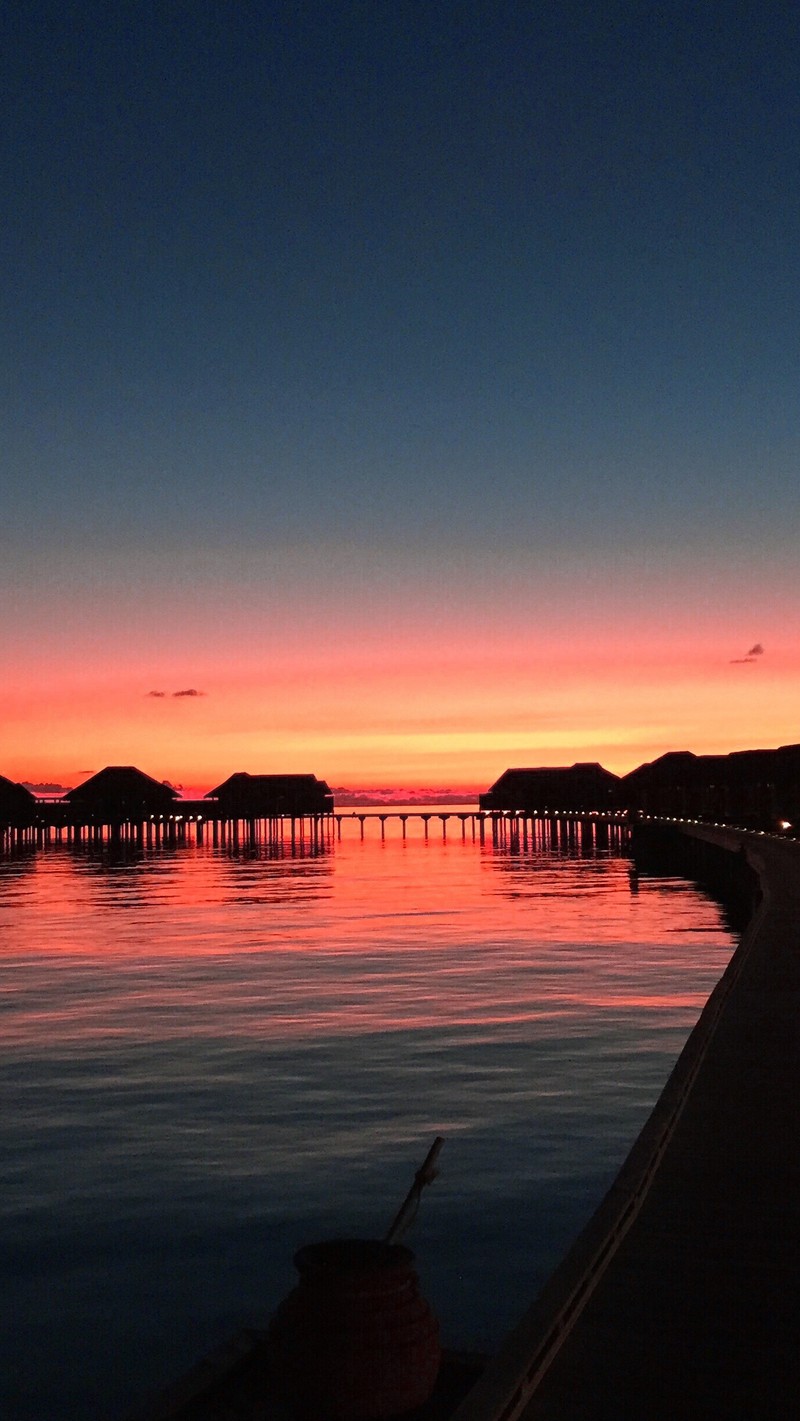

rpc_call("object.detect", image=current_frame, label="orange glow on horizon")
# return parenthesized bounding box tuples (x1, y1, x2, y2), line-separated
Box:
(3, 583, 799, 790)
(5, 665, 799, 792)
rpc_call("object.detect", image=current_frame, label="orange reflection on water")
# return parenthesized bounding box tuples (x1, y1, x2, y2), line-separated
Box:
(0, 832, 735, 1054)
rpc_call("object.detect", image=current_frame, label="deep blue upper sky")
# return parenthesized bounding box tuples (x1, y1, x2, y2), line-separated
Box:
(3, 1, 800, 578)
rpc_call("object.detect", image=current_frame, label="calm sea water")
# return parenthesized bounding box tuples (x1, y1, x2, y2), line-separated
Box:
(0, 813, 735, 1421)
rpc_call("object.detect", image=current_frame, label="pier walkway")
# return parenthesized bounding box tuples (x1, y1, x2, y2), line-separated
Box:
(454, 823, 800, 1421)
(1, 806, 627, 853)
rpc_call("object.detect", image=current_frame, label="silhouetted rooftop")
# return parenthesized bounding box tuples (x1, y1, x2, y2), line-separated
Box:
(480, 764, 621, 811)
(0, 774, 36, 822)
(206, 772, 334, 814)
(65, 766, 180, 807)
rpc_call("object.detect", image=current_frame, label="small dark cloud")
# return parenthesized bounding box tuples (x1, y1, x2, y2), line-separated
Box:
(730, 657, 756, 664)
(146, 690, 166, 698)
(172, 688, 206, 697)
(730, 641, 765, 664)
(747, 643, 765, 656)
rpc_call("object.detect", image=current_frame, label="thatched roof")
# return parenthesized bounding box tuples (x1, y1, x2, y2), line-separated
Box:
(206, 772, 333, 814)
(65, 766, 180, 813)
(0, 774, 36, 822)
(480, 763, 620, 811)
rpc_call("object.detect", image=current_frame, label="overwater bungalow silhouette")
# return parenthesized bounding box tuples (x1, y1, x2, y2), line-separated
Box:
(206, 772, 334, 818)
(480, 763, 621, 813)
(0, 774, 35, 826)
(479, 745, 800, 830)
(621, 743, 800, 825)
(64, 766, 180, 824)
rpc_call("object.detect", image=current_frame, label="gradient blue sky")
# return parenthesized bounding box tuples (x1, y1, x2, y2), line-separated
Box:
(3, 1, 799, 788)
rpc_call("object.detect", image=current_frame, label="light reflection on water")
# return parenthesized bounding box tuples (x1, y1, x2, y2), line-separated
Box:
(0, 820, 735, 1420)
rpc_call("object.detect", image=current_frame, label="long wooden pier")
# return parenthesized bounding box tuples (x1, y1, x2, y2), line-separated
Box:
(0, 806, 628, 853)
(452, 820, 800, 1420)
(333, 810, 626, 850)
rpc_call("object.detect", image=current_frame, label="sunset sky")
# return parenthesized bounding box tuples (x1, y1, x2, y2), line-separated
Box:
(3, 1, 799, 792)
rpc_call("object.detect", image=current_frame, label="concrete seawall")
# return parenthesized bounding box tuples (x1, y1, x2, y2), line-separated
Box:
(452, 822, 800, 1421)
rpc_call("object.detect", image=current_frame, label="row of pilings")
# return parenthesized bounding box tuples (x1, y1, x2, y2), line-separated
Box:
(332, 810, 628, 851)
(0, 809, 631, 855)
(335, 812, 628, 841)
(483, 811, 628, 852)
(0, 812, 335, 855)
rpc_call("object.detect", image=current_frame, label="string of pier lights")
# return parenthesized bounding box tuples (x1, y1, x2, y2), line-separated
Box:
(640, 813, 794, 838)
(135, 807, 800, 842)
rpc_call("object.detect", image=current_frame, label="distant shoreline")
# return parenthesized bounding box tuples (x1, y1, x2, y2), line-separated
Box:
(24, 784, 483, 807)
(325, 792, 482, 808)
